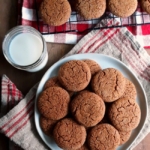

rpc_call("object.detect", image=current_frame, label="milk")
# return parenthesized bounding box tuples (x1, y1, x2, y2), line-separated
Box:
(9, 33, 43, 66)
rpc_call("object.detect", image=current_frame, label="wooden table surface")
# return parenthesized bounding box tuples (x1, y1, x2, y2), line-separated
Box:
(0, 0, 150, 149)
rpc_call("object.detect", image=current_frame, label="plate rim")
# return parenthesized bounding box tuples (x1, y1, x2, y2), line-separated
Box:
(34, 53, 148, 150)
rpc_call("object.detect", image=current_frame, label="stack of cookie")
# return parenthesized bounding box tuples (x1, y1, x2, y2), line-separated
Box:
(37, 59, 141, 150)
(39, 0, 150, 26)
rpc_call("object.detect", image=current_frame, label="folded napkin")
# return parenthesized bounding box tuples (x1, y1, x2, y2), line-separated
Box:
(1, 20, 150, 150)
(18, 0, 150, 48)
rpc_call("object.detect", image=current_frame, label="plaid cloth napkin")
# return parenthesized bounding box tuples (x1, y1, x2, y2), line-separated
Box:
(1, 21, 150, 150)
(18, 0, 150, 48)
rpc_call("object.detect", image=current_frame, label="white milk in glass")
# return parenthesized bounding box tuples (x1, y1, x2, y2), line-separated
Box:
(9, 33, 43, 66)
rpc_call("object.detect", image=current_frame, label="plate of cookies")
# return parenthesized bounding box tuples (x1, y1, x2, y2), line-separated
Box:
(34, 53, 147, 150)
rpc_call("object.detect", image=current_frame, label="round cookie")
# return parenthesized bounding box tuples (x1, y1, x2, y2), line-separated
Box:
(141, 0, 150, 14)
(109, 97, 141, 132)
(77, 144, 89, 150)
(53, 118, 86, 150)
(40, 116, 57, 136)
(38, 87, 70, 120)
(120, 78, 137, 100)
(76, 0, 106, 19)
(83, 59, 102, 75)
(71, 91, 105, 127)
(91, 68, 126, 102)
(44, 76, 74, 97)
(58, 60, 91, 92)
(88, 123, 120, 150)
(119, 130, 132, 145)
(40, 0, 71, 26)
(108, 0, 138, 17)
(44, 76, 61, 90)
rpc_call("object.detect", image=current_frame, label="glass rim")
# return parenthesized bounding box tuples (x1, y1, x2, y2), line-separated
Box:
(2, 25, 47, 70)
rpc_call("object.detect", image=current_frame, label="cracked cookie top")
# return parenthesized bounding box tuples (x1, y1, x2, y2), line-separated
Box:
(53, 118, 86, 150)
(108, 0, 138, 17)
(58, 60, 91, 92)
(40, 0, 71, 26)
(109, 97, 141, 132)
(91, 68, 126, 102)
(140, 0, 150, 14)
(83, 59, 102, 76)
(37, 87, 70, 120)
(88, 123, 120, 150)
(71, 90, 105, 127)
(76, 0, 106, 19)
(120, 78, 137, 100)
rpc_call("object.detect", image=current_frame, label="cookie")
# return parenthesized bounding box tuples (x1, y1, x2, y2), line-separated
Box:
(109, 97, 141, 131)
(108, 0, 138, 17)
(88, 123, 120, 150)
(53, 118, 86, 150)
(40, 0, 71, 26)
(141, 0, 150, 14)
(71, 91, 105, 127)
(37, 87, 70, 120)
(83, 59, 102, 76)
(44, 76, 61, 90)
(44, 76, 74, 97)
(77, 144, 89, 150)
(58, 60, 91, 92)
(120, 78, 137, 100)
(76, 0, 106, 19)
(91, 68, 126, 102)
(40, 116, 57, 136)
(119, 130, 132, 145)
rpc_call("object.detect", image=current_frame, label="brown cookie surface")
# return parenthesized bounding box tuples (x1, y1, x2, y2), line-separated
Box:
(71, 91, 105, 127)
(58, 60, 91, 92)
(77, 144, 89, 150)
(141, 0, 150, 14)
(91, 68, 125, 102)
(53, 118, 86, 150)
(38, 87, 70, 120)
(83, 59, 102, 76)
(76, 0, 106, 19)
(40, 116, 57, 136)
(109, 98, 141, 131)
(44, 76, 61, 90)
(40, 0, 71, 26)
(88, 123, 120, 150)
(119, 130, 132, 145)
(121, 78, 137, 100)
(108, 0, 138, 17)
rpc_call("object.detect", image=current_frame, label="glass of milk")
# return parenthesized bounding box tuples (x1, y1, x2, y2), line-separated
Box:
(2, 25, 48, 72)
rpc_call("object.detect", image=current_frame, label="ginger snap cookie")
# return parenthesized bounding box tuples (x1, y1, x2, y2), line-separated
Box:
(88, 123, 120, 150)
(91, 68, 126, 102)
(58, 60, 91, 92)
(40, 0, 71, 26)
(121, 78, 137, 100)
(119, 130, 132, 145)
(108, 0, 138, 17)
(71, 90, 105, 127)
(83, 59, 102, 76)
(77, 144, 89, 150)
(53, 118, 86, 150)
(40, 116, 57, 136)
(44, 76, 61, 90)
(109, 97, 141, 132)
(38, 87, 70, 120)
(141, 0, 150, 14)
(76, 0, 106, 19)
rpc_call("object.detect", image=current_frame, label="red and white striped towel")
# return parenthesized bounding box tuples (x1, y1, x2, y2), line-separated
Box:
(19, 0, 150, 48)
(0, 24, 150, 150)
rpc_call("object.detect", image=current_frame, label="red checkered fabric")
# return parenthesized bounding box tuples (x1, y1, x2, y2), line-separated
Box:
(18, 0, 150, 48)
(1, 75, 23, 150)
